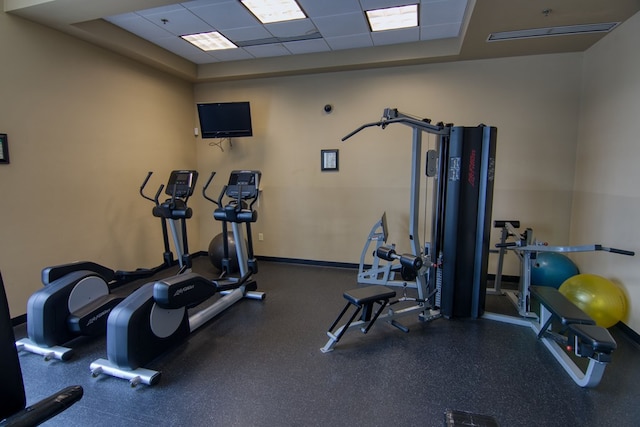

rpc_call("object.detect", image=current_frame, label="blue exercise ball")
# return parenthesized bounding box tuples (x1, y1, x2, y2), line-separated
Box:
(530, 252, 579, 289)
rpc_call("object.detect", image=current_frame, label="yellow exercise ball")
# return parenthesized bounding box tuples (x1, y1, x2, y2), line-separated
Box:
(559, 273, 627, 328)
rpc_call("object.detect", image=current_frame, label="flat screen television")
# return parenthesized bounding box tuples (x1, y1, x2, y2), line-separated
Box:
(197, 102, 253, 139)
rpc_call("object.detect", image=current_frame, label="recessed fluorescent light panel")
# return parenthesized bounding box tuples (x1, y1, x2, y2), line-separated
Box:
(241, 0, 306, 24)
(487, 22, 619, 41)
(366, 4, 419, 32)
(181, 32, 237, 51)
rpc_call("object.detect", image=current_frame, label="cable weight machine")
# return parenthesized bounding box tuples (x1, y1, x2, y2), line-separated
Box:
(322, 108, 497, 352)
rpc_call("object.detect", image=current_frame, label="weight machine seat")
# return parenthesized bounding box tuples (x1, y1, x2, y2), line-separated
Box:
(343, 285, 397, 306)
(568, 324, 617, 353)
(530, 286, 595, 326)
(325, 286, 397, 345)
(530, 285, 617, 362)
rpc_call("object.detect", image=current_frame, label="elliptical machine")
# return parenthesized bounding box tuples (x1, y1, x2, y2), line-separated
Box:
(17, 170, 198, 361)
(90, 170, 264, 386)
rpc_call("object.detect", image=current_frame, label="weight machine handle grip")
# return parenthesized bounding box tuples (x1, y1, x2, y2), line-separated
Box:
(495, 242, 517, 248)
(341, 121, 383, 141)
(606, 247, 635, 256)
(494, 220, 520, 228)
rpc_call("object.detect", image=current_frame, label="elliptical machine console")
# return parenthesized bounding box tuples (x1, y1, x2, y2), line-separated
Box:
(17, 170, 198, 361)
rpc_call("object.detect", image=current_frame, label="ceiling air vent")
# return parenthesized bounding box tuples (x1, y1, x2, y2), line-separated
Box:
(487, 22, 619, 42)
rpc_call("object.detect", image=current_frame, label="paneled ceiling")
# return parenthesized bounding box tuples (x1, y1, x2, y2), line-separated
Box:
(5, 0, 640, 82)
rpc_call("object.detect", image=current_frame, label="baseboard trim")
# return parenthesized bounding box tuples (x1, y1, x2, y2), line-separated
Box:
(616, 321, 640, 347)
(12, 313, 26, 327)
(256, 256, 358, 270)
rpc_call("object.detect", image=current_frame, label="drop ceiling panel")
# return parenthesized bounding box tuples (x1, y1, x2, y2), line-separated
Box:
(186, 1, 259, 30)
(134, 5, 210, 36)
(421, 0, 468, 26)
(207, 46, 254, 61)
(324, 33, 373, 50)
(283, 38, 331, 54)
(244, 43, 291, 58)
(222, 25, 273, 42)
(359, 0, 416, 10)
(312, 13, 370, 38)
(264, 19, 318, 38)
(296, 0, 362, 17)
(421, 22, 462, 40)
(105, 14, 172, 40)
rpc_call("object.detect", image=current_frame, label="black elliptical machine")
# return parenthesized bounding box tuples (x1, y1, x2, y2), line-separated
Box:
(16, 170, 198, 361)
(90, 170, 264, 386)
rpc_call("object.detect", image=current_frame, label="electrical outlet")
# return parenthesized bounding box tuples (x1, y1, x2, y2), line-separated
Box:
(258, 233, 264, 241)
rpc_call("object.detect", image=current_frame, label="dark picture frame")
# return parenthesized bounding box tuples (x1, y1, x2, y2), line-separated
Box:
(321, 149, 339, 171)
(0, 134, 9, 164)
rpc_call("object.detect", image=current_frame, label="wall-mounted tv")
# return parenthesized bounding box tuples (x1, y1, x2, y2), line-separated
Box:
(197, 102, 253, 139)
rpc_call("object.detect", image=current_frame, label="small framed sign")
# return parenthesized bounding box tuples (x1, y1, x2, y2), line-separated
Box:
(0, 134, 8, 164)
(321, 149, 338, 171)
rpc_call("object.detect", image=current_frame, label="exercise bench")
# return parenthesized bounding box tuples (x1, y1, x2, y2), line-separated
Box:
(321, 285, 396, 353)
(529, 285, 617, 386)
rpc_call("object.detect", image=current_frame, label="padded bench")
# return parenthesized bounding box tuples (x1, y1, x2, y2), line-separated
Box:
(326, 285, 397, 344)
(530, 285, 616, 361)
(567, 323, 617, 362)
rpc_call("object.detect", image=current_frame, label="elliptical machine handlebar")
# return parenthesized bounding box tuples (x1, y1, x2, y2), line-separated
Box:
(202, 171, 218, 205)
(140, 171, 164, 206)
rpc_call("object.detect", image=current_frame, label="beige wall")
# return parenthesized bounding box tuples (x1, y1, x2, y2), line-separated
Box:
(194, 53, 582, 276)
(0, 12, 197, 316)
(572, 12, 640, 330)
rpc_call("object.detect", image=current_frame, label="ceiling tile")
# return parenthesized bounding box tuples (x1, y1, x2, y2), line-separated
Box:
(137, 6, 211, 36)
(186, 1, 259, 30)
(324, 33, 373, 50)
(106, 13, 171, 40)
(312, 13, 369, 38)
(222, 25, 274, 43)
(244, 43, 292, 58)
(296, 0, 362, 17)
(421, 23, 461, 40)
(283, 38, 331, 54)
(421, 0, 467, 26)
(265, 19, 318, 38)
(359, 0, 416, 11)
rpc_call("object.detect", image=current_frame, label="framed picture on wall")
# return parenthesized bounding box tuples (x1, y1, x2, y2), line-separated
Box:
(321, 149, 338, 171)
(0, 134, 8, 164)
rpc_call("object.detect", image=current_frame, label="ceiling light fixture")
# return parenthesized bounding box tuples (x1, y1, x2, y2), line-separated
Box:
(487, 22, 619, 42)
(366, 4, 419, 32)
(241, 0, 306, 24)
(181, 31, 237, 51)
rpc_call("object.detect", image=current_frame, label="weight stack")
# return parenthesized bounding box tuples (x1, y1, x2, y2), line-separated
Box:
(439, 125, 497, 318)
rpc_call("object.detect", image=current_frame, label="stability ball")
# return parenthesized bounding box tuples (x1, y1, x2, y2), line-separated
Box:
(559, 274, 627, 328)
(208, 232, 240, 273)
(531, 252, 580, 289)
